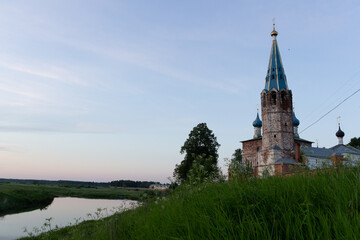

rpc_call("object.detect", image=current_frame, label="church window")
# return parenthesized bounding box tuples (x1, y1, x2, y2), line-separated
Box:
(271, 92, 276, 105)
(272, 75, 274, 79)
(262, 94, 266, 107)
(272, 68, 274, 72)
(281, 91, 287, 103)
(280, 74, 283, 79)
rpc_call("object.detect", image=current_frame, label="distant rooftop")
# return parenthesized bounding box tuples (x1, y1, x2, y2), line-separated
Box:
(301, 144, 360, 159)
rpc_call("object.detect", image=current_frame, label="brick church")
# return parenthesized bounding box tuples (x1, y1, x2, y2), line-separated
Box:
(241, 25, 360, 176)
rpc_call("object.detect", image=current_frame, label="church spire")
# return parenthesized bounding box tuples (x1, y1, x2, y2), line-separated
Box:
(264, 24, 289, 91)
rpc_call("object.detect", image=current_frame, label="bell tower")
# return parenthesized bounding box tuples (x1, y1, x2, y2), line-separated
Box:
(259, 24, 295, 167)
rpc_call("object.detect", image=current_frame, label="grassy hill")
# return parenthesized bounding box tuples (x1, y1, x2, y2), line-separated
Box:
(21, 167, 360, 239)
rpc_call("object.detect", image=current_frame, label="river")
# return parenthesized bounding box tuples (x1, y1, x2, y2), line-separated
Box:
(0, 197, 138, 240)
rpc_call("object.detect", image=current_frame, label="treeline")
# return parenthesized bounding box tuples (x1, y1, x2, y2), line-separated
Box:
(110, 180, 160, 188)
(0, 178, 109, 188)
(0, 178, 162, 189)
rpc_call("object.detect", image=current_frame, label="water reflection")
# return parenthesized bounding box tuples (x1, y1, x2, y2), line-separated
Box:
(0, 197, 138, 240)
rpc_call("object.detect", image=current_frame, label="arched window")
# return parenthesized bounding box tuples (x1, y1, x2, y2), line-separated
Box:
(271, 92, 277, 105)
(281, 91, 287, 103)
(262, 94, 266, 107)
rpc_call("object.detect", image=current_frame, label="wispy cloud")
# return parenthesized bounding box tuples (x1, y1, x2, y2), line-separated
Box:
(54, 38, 245, 93)
(2, 63, 59, 79)
(0, 56, 95, 113)
(0, 61, 88, 86)
(0, 82, 48, 101)
(0, 145, 11, 151)
(0, 123, 118, 134)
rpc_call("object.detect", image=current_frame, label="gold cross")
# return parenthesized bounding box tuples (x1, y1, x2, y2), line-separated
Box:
(272, 17, 276, 30)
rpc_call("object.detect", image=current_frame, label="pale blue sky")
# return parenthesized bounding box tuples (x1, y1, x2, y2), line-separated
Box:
(0, 1, 359, 182)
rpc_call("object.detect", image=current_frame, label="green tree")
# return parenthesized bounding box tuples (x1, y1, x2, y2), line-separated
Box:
(174, 123, 220, 183)
(348, 137, 360, 149)
(226, 148, 242, 177)
(227, 148, 253, 180)
(231, 148, 242, 165)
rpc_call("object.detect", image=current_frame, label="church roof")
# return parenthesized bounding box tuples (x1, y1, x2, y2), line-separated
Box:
(330, 144, 360, 155)
(294, 137, 313, 143)
(264, 25, 289, 92)
(301, 147, 333, 159)
(241, 137, 262, 143)
(301, 144, 360, 159)
(274, 157, 301, 165)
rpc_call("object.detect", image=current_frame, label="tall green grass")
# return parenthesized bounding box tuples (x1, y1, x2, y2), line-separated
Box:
(23, 167, 360, 239)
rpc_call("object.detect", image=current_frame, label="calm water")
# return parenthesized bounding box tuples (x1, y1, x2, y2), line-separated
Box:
(0, 197, 138, 240)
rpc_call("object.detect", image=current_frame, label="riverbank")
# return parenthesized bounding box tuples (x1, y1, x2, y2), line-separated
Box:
(0, 183, 145, 216)
(0, 183, 53, 217)
(22, 167, 360, 239)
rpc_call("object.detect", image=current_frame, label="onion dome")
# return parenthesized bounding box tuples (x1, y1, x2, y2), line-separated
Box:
(336, 126, 345, 138)
(270, 25, 278, 37)
(253, 113, 262, 128)
(293, 112, 300, 127)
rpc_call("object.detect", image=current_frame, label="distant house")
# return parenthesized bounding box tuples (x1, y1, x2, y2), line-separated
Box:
(149, 184, 170, 190)
(302, 143, 360, 169)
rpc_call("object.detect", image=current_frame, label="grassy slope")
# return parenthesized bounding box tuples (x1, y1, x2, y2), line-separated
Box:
(0, 183, 53, 216)
(25, 167, 360, 240)
(0, 183, 144, 216)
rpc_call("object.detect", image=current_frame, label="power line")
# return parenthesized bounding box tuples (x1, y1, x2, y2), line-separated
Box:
(301, 69, 360, 123)
(299, 88, 360, 134)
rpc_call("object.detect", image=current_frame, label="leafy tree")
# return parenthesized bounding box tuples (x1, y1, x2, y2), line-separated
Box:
(186, 155, 224, 185)
(348, 137, 360, 149)
(226, 148, 242, 178)
(174, 123, 220, 183)
(231, 148, 242, 165)
(227, 148, 253, 180)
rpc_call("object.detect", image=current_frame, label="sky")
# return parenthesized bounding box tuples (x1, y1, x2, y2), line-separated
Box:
(0, 0, 359, 183)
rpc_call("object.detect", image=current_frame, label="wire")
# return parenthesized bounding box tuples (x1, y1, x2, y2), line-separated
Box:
(299, 88, 360, 134)
(301, 69, 360, 123)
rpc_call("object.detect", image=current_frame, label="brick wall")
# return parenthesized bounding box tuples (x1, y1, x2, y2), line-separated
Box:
(242, 138, 262, 167)
(261, 89, 294, 153)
